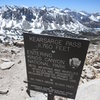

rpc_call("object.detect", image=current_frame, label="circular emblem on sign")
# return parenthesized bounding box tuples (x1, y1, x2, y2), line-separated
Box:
(69, 58, 81, 69)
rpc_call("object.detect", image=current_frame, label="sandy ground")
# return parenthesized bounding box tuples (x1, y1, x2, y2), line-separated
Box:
(0, 44, 29, 100)
(0, 41, 100, 100)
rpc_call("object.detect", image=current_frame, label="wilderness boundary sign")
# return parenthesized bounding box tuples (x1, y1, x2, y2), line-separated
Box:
(24, 32, 89, 99)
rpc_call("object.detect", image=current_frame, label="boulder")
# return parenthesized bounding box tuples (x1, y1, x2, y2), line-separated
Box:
(93, 63, 100, 69)
(13, 41, 24, 47)
(85, 66, 95, 79)
(75, 79, 100, 100)
(0, 61, 15, 70)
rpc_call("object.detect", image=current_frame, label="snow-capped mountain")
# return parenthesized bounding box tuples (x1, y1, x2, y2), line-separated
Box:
(0, 5, 100, 43)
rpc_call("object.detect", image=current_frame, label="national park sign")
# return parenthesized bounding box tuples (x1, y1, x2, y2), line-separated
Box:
(24, 32, 89, 99)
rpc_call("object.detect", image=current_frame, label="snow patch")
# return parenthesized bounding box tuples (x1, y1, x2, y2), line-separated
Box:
(79, 12, 88, 16)
(89, 15, 99, 22)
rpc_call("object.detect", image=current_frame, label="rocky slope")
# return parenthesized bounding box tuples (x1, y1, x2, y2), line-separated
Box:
(0, 40, 100, 100)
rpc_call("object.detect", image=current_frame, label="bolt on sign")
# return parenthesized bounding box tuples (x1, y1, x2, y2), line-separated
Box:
(24, 32, 90, 99)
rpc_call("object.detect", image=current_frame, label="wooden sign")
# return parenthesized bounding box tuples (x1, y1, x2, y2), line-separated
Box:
(24, 32, 89, 99)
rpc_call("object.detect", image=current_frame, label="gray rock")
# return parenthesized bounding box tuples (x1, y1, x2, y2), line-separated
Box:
(0, 61, 15, 70)
(1, 58, 10, 62)
(93, 63, 100, 69)
(81, 70, 86, 78)
(0, 89, 9, 95)
(81, 78, 88, 83)
(85, 66, 95, 79)
(13, 41, 24, 47)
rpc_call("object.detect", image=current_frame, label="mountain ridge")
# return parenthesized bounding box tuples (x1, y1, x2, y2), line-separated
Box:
(0, 5, 100, 30)
(0, 5, 100, 43)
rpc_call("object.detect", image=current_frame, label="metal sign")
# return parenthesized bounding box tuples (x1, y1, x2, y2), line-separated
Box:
(24, 32, 89, 99)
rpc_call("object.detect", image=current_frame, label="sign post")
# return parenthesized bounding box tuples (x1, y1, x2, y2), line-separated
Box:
(24, 32, 89, 100)
(48, 93, 54, 100)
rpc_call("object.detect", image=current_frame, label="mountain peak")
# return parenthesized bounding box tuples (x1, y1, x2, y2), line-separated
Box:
(0, 5, 100, 38)
(63, 8, 71, 12)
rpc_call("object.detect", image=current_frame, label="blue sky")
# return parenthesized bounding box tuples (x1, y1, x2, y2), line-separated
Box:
(0, 0, 100, 13)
